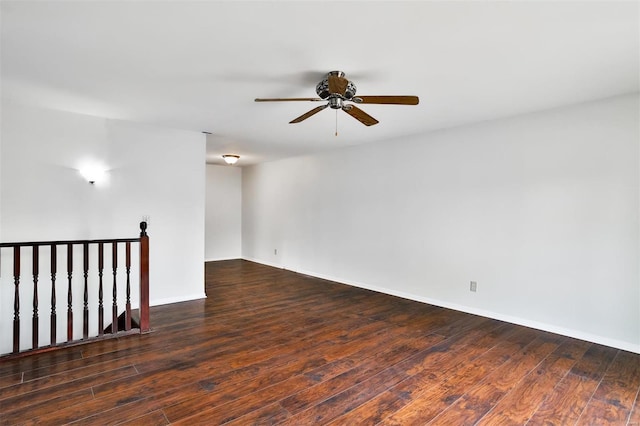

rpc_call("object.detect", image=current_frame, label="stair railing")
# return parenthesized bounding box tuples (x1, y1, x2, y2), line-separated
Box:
(0, 222, 149, 358)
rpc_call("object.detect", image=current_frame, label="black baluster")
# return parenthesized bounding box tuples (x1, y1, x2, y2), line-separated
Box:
(98, 242, 104, 336)
(32, 246, 39, 349)
(125, 242, 131, 331)
(83, 243, 89, 339)
(67, 243, 73, 342)
(51, 244, 57, 346)
(112, 242, 118, 334)
(13, 246, 20, 354)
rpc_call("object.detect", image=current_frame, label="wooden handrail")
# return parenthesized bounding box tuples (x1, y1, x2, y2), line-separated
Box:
(1, 222, 150, 358)
(0, 238, 140, 248)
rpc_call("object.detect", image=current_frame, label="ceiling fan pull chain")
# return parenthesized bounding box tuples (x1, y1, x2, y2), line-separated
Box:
(335, 109, 338, 136)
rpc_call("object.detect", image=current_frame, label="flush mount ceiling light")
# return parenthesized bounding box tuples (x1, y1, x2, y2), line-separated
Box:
(78, 163, 108, 184)
(222, 154, 240, 165)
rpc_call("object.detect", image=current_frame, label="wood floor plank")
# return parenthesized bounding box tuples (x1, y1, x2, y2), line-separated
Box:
(94, 310, 390, 412)
(527, 372, 600, 425)
(279, 334, 442, 416)
(0, 259, 637, 425)
(378, 329, 551, 425)
(328, 324, 517, 425)
(575, 349, 640, 425)
(160, 355, 326, 422)
(170, 374, 315, 424)
(527, 343, 619, 425)
(282, 320, 507, 425)
(223, 403, 291, 425)
(421, 336, 561, 425)
(0, 359, 140, 401)
(278, 361, 412, 425)
(629, 391, 640, 426)
(90, 308, 368, 401)
(114, 409, 169, 425)
(21, 337, 152, 381)
(161, 322, 434, 422)
(413, 333, 538, 421)
(0, 372, 22, 390)
(571, 343, 620, 380)
(1, 388, 93, 425)
(0, 365, 137, 413)
(576, 398, 631, 425)
(24, 382, 206, 425)
(589, 350, 640, 411)
(476, 338, 590, 425)
(0, 347, 84, 377)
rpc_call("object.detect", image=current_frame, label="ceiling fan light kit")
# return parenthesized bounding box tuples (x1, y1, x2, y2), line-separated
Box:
(255, 71, 419, 127)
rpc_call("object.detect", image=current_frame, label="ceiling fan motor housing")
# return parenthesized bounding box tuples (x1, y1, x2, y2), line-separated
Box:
(316, 73, 357, 99)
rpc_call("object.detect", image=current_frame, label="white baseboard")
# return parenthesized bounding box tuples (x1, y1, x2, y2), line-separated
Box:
(242, 257, 640, 354)
(205, 257, 242, 262)
(242, 256, 283, 269)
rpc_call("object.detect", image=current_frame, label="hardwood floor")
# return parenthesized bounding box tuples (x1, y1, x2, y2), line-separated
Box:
(1, 259, 639, 425)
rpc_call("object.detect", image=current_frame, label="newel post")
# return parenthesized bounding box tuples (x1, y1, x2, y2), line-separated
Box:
(139, 221, 150, 333)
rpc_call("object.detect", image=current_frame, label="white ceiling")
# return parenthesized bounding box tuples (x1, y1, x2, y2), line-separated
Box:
(2, 1, 638, 166)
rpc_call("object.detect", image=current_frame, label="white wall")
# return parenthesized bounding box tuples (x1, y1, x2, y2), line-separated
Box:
(205, 164, 242, 261)
(242, 94, 640, 353)
(0, 102, 206, 353)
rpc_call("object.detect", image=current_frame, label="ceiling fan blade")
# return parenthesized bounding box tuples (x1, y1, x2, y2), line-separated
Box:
(353, 95, 419, 105)
(342, 105, 379, 126)
(255, 97, 324, 102)
(328, 75, 349, 96)
(290, 104, 329, 124)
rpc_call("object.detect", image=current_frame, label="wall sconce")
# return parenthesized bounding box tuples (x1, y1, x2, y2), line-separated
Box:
(222, 154, 240, 165)
(79, 164, 108, 184)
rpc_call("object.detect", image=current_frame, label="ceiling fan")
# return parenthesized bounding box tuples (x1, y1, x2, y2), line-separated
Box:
(254, 71, 419, 126)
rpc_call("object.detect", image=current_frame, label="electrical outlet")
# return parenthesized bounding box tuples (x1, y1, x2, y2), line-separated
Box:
(470, 281, 477, 292)
(274, 249, 277, 255)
